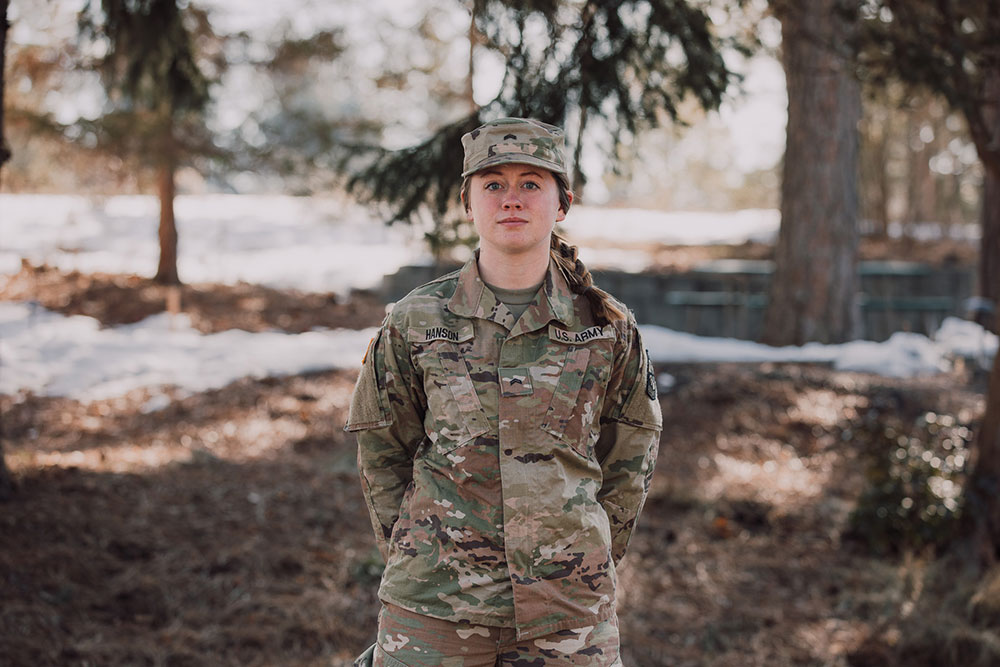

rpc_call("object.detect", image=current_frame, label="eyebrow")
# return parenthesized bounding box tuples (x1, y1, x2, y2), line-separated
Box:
(477, 168, 544, 178)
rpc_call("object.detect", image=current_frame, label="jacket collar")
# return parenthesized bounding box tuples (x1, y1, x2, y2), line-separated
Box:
(447, 253, 576, 333)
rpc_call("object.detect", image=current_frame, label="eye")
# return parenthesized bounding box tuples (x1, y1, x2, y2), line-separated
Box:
(484, 181, 503, 191)
(522, 180, 541, 190)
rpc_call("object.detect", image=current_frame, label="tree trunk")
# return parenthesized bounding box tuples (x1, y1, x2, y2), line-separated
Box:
(957, 56, 1000, 573)
(466, 3, 476, 114)
(980, 165, 1000, 333)
(971, 53, 1000, 334)
(154, 115, 180, 285)
(572, 107, 588, 202)
(874, 132, 890, 239)
(0, 0, 13, 501)
(0, 0, 10, 179)
(904, 104, 939, 231)
(761, 0, 861, 346)
(859, 100, 890, 239)
(154, 159, 179, 284)
(963, 349, 1000, 567)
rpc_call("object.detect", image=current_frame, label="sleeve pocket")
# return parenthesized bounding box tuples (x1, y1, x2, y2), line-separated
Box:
(346, 331, 393, 432)
(620, 347, 663, 431)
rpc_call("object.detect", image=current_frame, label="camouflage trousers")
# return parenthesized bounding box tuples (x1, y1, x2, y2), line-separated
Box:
(372, 604, 623, 666)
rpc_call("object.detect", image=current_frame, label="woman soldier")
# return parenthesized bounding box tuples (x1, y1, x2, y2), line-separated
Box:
(347, 117, 662, 666)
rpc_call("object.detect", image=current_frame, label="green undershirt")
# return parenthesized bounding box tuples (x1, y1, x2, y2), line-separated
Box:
(485, 281, 542, 322)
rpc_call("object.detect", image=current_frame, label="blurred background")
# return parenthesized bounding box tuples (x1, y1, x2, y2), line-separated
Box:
(2, 1, 1000, 666)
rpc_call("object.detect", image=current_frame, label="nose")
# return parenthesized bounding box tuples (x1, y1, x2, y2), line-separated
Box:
(501, 189, 523, 209)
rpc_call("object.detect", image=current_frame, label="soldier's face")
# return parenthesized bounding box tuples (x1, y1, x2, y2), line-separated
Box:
(466, 164, 567, 257)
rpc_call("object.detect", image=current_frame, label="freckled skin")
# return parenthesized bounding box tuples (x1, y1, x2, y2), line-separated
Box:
(466, 164, 566, 261)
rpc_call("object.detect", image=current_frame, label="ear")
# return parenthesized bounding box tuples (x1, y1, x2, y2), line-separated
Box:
(556, 191, 573, 222)
(461, 191, 473, 220)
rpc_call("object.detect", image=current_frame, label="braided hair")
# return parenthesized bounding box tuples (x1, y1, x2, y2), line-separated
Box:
(548, 172, 624, 326)
(461, 170, 625, 326)
(548, 231, 625, 326)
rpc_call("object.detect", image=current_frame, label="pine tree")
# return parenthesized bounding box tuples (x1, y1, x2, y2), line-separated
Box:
(242, 27, 399, 195)
(79, 0, 217, 285)
(344, 0, 746, 237)
(760, 0, 861, 346)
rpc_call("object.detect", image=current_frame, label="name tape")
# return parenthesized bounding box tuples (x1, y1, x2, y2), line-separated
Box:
(409, 325, 475, 344)
(548, 324, 615, 344)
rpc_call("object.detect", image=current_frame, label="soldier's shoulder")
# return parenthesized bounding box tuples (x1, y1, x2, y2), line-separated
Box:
(599, 290, 638, 338)
(385, 268, 461, 328)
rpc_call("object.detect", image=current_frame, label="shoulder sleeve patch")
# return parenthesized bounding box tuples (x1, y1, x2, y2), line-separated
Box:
(645, 351, 657, 400)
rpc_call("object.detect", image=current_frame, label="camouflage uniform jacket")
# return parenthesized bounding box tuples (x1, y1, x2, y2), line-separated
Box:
(346, 257, 662, 640)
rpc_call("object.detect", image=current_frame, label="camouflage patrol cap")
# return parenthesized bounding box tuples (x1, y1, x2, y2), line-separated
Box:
(461, 117, 567, 177)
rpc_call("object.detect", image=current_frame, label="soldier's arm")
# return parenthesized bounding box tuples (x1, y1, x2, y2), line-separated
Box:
(595, 323, 662, 565)
(345, 321, 426, 562)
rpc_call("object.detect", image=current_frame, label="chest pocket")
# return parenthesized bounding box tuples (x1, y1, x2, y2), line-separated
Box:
(410, 324, 490, 453)
(538, 325, 616, 458)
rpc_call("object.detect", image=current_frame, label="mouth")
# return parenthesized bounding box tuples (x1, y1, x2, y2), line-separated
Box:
(498, 217, 528, 225)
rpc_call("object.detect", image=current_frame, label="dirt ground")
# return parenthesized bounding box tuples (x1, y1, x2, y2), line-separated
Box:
(0, 262, 388, 333)
(0, 257, 991, 666)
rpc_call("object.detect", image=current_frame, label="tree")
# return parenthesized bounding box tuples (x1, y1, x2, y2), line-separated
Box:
(0, 0, 9, 180)
(234, 28, 354, 194)
(0, 0, 13, 501)
(344, 0, 747, 238)
(964, 350, 1000, 565)
(79, 0, 217, 285)
(465, 1, 478, 114)
(760, 0, 861, 346)
(848, 0, 1000, 569)
(853, 1, 1000, 332)
(858, 88, 982, 240)
(1, 7, 123, 192)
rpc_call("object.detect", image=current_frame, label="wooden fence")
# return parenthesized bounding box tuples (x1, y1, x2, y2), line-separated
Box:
(381, 260, 976, 341)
